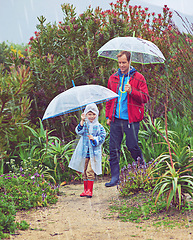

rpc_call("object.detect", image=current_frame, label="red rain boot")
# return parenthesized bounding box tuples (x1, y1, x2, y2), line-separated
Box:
(86, 180, 94, 198)
(80, 180, 88, 197)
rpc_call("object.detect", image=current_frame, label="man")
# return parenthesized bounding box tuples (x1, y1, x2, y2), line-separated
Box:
(105, 51, 149, 187)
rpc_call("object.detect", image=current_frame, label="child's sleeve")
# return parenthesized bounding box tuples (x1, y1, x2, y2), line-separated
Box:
(75, 123, 85, 135)
(92, 124, 106, 146)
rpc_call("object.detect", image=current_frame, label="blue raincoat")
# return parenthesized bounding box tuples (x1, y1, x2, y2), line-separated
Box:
(68, 103, 106, 175)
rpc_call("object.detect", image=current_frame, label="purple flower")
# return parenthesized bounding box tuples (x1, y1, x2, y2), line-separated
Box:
(34, 172, 40, 177)
(42, 193, 46, 201)
(20, 167, 23, 172)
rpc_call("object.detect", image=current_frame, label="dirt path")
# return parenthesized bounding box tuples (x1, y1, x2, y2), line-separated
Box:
(11, 178, 193, 240)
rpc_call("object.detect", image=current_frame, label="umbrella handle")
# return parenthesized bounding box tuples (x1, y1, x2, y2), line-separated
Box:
(119, 75, 131, 93)
(72, 80, 75, 87)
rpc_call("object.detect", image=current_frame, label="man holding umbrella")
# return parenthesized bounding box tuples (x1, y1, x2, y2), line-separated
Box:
(105, 51, 149, 187)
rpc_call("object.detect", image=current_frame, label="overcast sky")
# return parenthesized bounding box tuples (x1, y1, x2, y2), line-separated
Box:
(0, 0, 192, 44)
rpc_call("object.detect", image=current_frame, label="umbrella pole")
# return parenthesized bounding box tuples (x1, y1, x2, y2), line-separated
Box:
(72, 80, 75, 87)
(85, 120, 90, 135)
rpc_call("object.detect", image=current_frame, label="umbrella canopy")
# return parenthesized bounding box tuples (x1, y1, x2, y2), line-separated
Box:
(42, 84, 118, 121)
(97, 36, 165, 64)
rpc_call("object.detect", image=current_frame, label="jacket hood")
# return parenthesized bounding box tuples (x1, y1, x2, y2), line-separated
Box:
(116, 66, 137, 77)
(114, 66, 137, 77)
(84, 103, 99, 132)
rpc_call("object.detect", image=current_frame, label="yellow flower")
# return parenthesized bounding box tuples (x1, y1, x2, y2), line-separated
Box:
(11, 48, 17, 53)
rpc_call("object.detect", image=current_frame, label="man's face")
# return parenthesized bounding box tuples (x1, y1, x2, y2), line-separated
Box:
(118, 54, 130, 74)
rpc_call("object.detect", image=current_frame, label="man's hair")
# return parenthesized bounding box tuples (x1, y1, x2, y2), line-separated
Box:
(117, 51, 131, 62)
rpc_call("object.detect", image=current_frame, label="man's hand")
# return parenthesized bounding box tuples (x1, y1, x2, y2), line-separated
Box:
(107, 118, 111, 126)
(125, 83, 132, 94)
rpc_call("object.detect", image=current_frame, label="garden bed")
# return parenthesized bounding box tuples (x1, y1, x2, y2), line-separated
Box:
(10, 179, 193, 240)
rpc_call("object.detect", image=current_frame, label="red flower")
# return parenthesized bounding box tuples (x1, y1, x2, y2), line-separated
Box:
(168, 25, 172, 30)
(145, 7, 148, 11)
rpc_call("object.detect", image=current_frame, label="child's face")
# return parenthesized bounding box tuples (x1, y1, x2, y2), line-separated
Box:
(86, 111, 97, 123)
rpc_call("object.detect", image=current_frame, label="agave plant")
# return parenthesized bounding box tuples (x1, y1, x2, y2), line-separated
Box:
(153, 161, 193, 210)
(152, 144, 193, 176)
(46, 138, 74, 181)
(138, 114, 177, 162)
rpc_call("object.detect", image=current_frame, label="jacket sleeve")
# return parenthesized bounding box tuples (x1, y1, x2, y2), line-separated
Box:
(106, 76, 113, 119)
(130, 74, 149, 104)
(93, 124, 106, 146)
(75, 123, 86, 135)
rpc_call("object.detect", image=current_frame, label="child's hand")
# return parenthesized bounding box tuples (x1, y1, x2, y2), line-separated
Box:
(81, 113, 86, 121)
(80, 113, 86, 126)
(88, 135, 94, 140)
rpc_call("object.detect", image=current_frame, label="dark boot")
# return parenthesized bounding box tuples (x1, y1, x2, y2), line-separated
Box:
(105, 161, 120, 187)
(80, 180, 88, 197)
(130, 147, 145, 165)
(86, 180, 94, 198)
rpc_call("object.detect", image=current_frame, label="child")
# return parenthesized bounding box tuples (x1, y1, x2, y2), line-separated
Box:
(69, 103, 106, 198)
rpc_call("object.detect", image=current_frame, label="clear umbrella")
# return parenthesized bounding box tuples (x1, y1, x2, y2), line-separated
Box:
(97, 36, 165, 64)
(42, 84, 118, 121)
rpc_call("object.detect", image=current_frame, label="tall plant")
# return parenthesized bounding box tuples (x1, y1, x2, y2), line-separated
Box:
(152, 162, 193, 210)
(0, 64, 32, 154)
(9, 119, 75, 183)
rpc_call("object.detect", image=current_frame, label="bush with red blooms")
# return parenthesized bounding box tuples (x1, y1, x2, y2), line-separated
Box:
(7, 0, 193, 133)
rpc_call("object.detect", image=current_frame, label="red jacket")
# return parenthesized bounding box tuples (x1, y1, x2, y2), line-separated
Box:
(106, 70, 149, 123)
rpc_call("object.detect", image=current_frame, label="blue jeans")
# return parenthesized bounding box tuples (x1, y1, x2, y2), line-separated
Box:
(109, 118, 144, 183)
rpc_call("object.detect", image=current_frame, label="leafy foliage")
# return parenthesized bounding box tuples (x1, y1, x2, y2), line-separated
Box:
(152, 162, 193, 210)
(0, 172, 59, 238)
(0, 64, 32, 155)
(118, 161, 156, 196)
(5, 0, 191, 133)
(8, 119, 75, 183)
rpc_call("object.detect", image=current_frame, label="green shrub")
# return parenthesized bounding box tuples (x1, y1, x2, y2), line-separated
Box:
(152, 162, 193, 210)
(8, 119, 75, 184)
(0, 172, 59, 237)
(118, 161, 156, 197)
